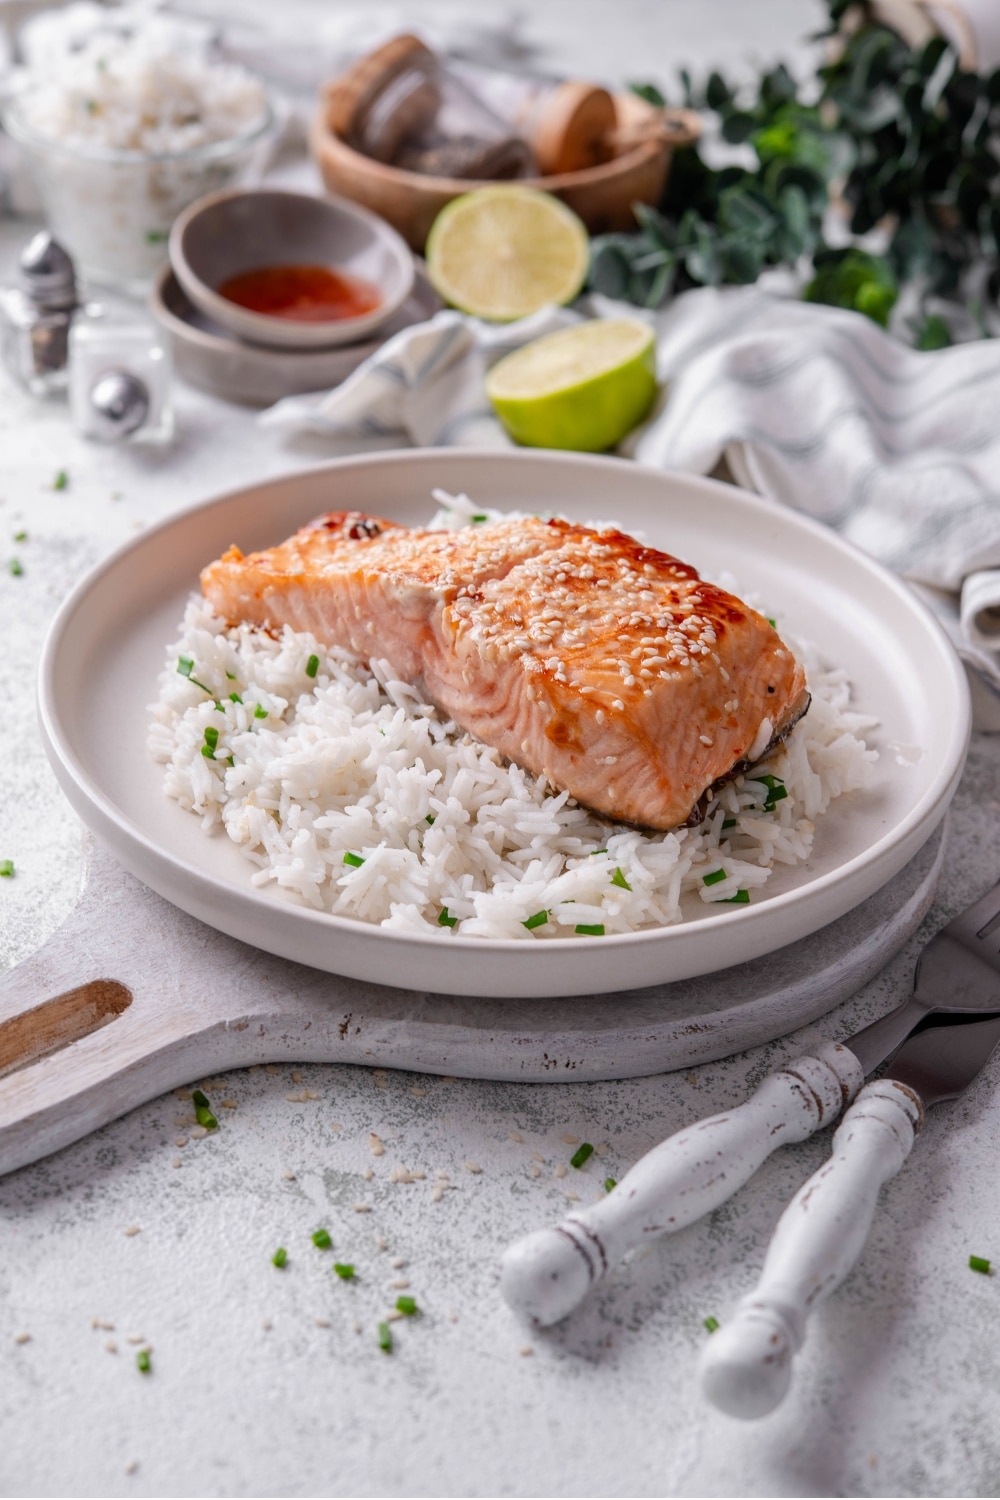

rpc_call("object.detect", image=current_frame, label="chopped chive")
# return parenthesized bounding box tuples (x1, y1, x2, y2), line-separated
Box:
(312, 1228, 332, 1250)
(377, 1321, 392, 1352)
(228, 692, 242, 703)
(722, 889, 750, 904)
(395, 1295, 417, 1316)
(438, 908, 458, 927)
(604, 1177, 616, 1193)
(135, 1349, 151, 1373)
(8, 558, 23, 576)
(610, 867, 632, 891)
(704, 1315, 720, 1334)
(569, 1143, 594, 1169)
(13, 530, 26, 542)
(522, 909, 548, 930)
(191, 1089, 218, 1129)
(203, 727, 219, 749)
(722, 817, 737, 830)
(766, 617, 777, 628)
(970, 1254, 991, 1275)
(425, 814, 435, 825)
(702, 868, 727, 887)
(470, 513, 489, 522)
(53, 470, 68, 490)
(343, 851, 365, 867)
(253, 703, 268, 719)
(145, 229, 167, 244)
(0, 859, 14, 877)
(272, 1247, 288, 1268)
(333, 1262, 355, 1280)
(575, 923, 605, 936)
(176, 655, 214, 695)
(225, 671, 236, 680)
(305, 654, 319, 678)
(590, 848, 608, 856)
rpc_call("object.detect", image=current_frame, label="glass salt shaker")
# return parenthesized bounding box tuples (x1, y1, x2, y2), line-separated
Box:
(0, 231, 80, 396)
(69, 318, 173, 445)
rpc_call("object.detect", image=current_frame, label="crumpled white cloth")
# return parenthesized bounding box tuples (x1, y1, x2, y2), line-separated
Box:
(259, 284, 1000, 723)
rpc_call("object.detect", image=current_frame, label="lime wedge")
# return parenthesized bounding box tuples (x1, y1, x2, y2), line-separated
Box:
(486, 319, 658, 451)
(425, 186, 590, 322)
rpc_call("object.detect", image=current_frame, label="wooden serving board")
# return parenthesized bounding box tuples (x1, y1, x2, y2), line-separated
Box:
(0, 826, 946, 1177)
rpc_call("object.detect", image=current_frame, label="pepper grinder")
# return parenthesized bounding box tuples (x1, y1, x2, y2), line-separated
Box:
(69, 318, 173, 445)
(0, 232, 80, 396)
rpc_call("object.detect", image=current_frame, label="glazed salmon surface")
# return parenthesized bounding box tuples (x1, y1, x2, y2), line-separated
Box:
(200, 511, 809, 830)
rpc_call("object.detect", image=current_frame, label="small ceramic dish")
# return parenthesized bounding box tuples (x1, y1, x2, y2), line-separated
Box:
(168, 187, 415, 349)
(150, 261, 442, 407)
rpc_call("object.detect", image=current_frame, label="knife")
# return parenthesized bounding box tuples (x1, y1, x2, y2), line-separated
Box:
(500, 878, 1000, 1329)
(699, 1011, 1000, 1419)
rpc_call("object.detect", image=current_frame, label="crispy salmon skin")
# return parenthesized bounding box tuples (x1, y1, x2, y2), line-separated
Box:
(200, 511, 808, 830)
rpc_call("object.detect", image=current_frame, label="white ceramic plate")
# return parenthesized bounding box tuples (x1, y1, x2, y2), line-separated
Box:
(38, 449, 970, 998)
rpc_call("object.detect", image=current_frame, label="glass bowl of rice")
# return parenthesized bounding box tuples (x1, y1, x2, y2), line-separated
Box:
(2, 22, 276, 293)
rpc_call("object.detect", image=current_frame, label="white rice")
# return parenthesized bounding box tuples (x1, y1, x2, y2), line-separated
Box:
(14, 12, 268, 154)
(148, 496, 877, 939)
(7, 10, 270, 286)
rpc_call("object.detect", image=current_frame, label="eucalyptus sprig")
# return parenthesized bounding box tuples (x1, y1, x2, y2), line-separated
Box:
(587, 1, 1000, 344)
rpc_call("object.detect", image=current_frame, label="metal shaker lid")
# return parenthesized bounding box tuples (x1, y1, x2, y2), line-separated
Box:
(19, 232, 78, 309)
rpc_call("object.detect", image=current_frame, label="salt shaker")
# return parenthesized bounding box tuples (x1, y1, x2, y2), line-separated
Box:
(69, 318, 173, 444)
(0, 232, 80, 396)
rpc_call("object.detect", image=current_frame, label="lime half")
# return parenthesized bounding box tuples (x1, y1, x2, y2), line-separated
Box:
(486, 319, 658, 451)
(425, 186, 590, 322)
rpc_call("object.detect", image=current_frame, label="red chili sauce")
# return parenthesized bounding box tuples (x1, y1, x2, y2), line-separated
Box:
(217, 264, 382, 323)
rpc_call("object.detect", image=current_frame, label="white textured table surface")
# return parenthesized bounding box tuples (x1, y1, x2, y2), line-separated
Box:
(4, 4, 1000, 1497)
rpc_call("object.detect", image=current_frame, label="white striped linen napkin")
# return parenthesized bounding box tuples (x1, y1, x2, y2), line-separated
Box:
(259, 285, 1000, 725)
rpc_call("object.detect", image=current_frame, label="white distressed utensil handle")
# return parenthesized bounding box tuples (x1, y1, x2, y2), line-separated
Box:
(499, 1042, 864, 1326)
(699, 1077, 923, 1420)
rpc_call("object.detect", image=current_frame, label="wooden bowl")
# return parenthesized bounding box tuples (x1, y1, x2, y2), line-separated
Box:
(309, 92, 701, 252)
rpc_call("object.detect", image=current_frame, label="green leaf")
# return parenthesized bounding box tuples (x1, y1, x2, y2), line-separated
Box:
(629, 81, 666, 108)
(913, 313, 952, 350)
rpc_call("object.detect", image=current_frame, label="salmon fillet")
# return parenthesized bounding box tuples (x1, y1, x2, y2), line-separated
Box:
(200, 511, 809, 830)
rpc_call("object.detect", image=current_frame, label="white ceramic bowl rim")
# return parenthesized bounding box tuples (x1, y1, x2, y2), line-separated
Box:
(169, 186, 416, 348)
(0, 91, 276, 165)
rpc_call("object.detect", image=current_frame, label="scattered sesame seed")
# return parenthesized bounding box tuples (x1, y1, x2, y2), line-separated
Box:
(14, 1333, 30, 1345)
(519, 1346, 534, 1357)
(392, 1278, 410, 1290)
(190, 1125, 208, 1140)
(105, 1341, 118, 1354)
(175, 1136, 188, 1148)
(314, 1318, 331, 1329)
(171, 1156, 182, 1169)
(126, 1335, 145, 1345)
(363, 1166, 374, 1181)
(561, 1134, 580, 1146)
(262, 1318, 272, 1331)
(463, 1161, 482, 1174)
(374, 1233, 388, 1250)
(369, 1133, 385, 1156)
(391, 1256, 407, 1269)
(509, 1130, 523, 1143)
(409, 1087, 428, 1098)
(353, 1203, 372, 1213)
(554, 1164, 568, 1179)
(291, 1070, 302, 1083)
(282, 1169, 296, 1181)
(124, 1226, 141, 1237)
(220, 1100, 238, 1110)
(529, 1164, 541, 1179)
